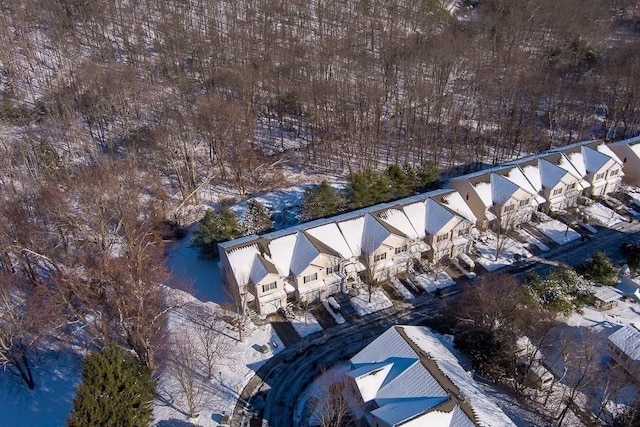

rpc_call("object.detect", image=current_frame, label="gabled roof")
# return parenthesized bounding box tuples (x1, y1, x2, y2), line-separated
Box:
(225, 243, 262, 284)
(594, 142, 622, 164)
(539, 158, 574, 189)
(491, 173, 521, 205)
(402, 201, 427, 239)
(583, 146, 613, 173)
(376, 208, 420, 239)
(370, 397, 449, 426)
(289, 232, 323, 276)
(349, 326, 516, 427)
(425, 198, 459, 235)
(248, 254, 277, 285)
(438, 191, 477, 224)
(267, 233, 298, 276)
(518, 161, 543, 192)
(608, 323, 640, 361)
(305, 222, 354, 259)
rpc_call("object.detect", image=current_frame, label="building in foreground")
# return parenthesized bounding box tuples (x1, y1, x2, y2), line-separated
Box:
(346, 325, 515, 426)
(607, 323, 640, 381)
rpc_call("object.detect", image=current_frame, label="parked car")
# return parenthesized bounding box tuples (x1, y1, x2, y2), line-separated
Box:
(621, 241, 640, 257)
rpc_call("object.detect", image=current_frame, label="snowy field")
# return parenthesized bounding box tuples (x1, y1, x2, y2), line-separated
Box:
(165, 229, 229, 305)
(534, 219, 581, 245)
(474, 232, 533, 272)
(349, 289, 393, 316)
(0, 351, 82, 426)
(579, 202, 626, 227)
(154, 291, 284, 426)
(411, 272, 456, 292)
(0, 290, 286, 427)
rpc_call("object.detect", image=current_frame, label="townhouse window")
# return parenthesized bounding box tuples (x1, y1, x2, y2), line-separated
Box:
(567, 183, 576, 190)
(596, 172, 606, 180)
(394, 245, 408, 255)
(610, 169, 618, 177)
(325, 265, 339, 275)
(261, 282, 277, 292)
(458, 228, 470, 236)
(303, 273, 318, 283)
(519, 198, 530, 207)
(552, 188, 563, 196)
(503, 204, 515, 213)
(374, 252, 387, 262)
(436, 234, 448, 243)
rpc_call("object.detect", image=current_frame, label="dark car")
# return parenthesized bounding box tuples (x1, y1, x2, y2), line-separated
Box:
(621, 241, 640, 257)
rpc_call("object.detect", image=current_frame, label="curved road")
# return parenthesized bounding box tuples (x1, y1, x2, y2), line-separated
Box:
(232, 218, 640, 427)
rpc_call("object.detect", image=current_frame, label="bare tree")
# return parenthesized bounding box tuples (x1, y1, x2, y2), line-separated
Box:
(164, 329, 207, 419)
(312, 370, 358, 427)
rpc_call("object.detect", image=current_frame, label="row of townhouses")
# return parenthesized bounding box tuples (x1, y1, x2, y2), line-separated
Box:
(219, 136, 640, 316)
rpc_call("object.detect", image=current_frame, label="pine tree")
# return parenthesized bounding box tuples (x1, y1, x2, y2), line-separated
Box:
(301, 181, 345, 220)
(191, 207, 244, 257)
(577, 251, 618, 286)
(346, 170, 393, 209)
(68, 344, 156, 427)
(242, 199, 273, 234)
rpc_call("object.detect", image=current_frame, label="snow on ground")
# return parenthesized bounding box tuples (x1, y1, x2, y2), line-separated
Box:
(626, 186, 640, 209)
(473, 231, 533, 272)
(390, 277, 415, 300)
(564, 297, 640, 332)
(411, 272, 456, 293)
(534, 218, 581, 245)
(165, 228, 230, 305)
(322, 299, 346, 324)
(0, 350, 82, 427)
(154, 290, 284, 427)
(293, 362, 354, 427)
(579, 202, 626, 227)
(290, 312, 323, 338)
(349, 289, 393, 316)
(515, 228, 550, 252)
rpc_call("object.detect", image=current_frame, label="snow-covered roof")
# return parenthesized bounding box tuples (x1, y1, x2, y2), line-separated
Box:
(267, 233, 298, 276)
(595, 142, 622, 164)
(289, 232, 323, 276)
(520, 163, 542, 192)
(539, 158, 573, 189)
(593, 286, 620, 303)
(402, 201, 427, 238)
(377, 208, 420, 239)
(491, 173, 521, 205)
(608, 323, 640, 362)
(425, 198, 458, 235)
(503, 167, 539, 198)
(440, 191, 477, 223)
(349, 326, 516, 427)
(225, 244, 261, 285)
(582, 146, 612, 173)
(473, 181, 493, 208)
(305, 223, 354, 259)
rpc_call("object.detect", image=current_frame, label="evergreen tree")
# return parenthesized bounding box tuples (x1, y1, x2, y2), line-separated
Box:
(242, 199, 273, 234)
(577, 251, 618, 286)
(346, 170, 393, 209)
(191, 207, 244, 257)
(386, 163, 413, 198)
(301, 181, 345, 220)
(68, 344, 155, 427)
(413, 161, 439, 192)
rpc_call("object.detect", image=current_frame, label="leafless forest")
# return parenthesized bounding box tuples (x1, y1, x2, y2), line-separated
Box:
(1, 0, 640, 384)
